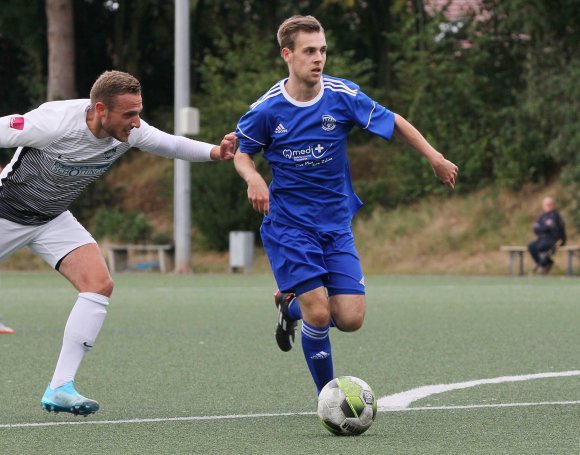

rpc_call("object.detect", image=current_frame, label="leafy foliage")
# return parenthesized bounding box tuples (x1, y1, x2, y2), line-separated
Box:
(2, 0, 580, 243)
(90, 207, 154, 243)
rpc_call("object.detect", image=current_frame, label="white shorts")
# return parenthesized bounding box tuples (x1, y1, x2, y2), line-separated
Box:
(0, 210, 96, 269)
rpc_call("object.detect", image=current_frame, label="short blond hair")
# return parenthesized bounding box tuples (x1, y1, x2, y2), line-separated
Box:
(277, 15, 324, 51)
(90, 70, 141, 108)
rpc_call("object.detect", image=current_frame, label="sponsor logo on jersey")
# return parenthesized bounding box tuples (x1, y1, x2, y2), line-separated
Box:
(321, 114, 336, 131)
(282, 144, 326, 162)
(9, 116, 24, 130)
(50, 161, 109, 177)
(274, 123, 288, 134)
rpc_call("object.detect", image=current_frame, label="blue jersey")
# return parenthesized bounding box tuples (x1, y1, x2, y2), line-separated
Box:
(236, 75, 395, 231)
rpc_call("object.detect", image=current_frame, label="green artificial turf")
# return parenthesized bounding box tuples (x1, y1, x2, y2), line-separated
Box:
(0, 273, 578, 454)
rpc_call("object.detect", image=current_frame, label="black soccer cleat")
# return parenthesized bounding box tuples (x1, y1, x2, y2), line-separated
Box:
(274, 290, 298, 352)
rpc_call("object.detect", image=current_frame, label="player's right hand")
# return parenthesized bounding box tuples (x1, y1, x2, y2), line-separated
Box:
(246, 175, 270, 215)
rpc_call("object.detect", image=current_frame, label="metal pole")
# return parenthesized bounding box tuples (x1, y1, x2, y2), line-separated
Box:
(173, 0, 192, 273)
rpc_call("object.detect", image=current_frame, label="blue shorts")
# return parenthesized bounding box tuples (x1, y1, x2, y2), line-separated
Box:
(260, 218, 365, 296)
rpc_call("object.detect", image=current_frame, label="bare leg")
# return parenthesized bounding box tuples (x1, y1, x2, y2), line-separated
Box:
(329, 294, 366, 332)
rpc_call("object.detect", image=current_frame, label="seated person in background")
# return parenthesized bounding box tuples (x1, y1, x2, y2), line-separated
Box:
(528, 196, 566, 274)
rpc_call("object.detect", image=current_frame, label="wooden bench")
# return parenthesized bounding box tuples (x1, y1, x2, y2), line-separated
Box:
(561, 245, 580, 276)
(107, 244, 174, 273)
(499, 246, 527, 276)
(500, 245, 580, 276)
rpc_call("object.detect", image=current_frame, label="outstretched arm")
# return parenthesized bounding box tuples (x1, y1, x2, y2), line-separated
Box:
(394, 113, 458, 188)
(132, 123, 236, 162)
(234, 151, 270, 215)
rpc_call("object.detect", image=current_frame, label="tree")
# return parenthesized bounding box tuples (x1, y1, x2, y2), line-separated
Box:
(46, 0, 75, 100)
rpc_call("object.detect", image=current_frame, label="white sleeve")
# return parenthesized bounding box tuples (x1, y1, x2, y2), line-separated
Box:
(0, 104, 63, 149)
(129, 120, 214, 162)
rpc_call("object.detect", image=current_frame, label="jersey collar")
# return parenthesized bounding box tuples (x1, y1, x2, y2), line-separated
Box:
(279, 76, 325, 107)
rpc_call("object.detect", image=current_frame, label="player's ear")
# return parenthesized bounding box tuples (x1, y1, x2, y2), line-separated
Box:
(94, 102, 106, 116)
(281, 47, 292, 63)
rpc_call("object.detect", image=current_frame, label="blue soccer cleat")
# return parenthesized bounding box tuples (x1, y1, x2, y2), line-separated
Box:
(41, 381, 99, 416)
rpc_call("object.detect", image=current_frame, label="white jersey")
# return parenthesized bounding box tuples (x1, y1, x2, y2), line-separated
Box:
(0, 99, 211, 225)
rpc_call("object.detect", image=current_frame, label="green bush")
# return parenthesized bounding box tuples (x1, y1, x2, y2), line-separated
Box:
(189, 162, 264, 251)
(90, 207, 154, 243)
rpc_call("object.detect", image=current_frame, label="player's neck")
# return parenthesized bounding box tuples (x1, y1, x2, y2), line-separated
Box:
(284, 77, 321, 102)
(85, 107, 108, 139)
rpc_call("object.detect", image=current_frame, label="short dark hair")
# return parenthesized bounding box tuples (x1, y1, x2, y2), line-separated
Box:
(277, 15, 324, 51)
(90, 70, 141, 108)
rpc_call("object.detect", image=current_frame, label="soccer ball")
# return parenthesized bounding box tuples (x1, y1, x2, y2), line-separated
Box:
(317, 376, 377, 436)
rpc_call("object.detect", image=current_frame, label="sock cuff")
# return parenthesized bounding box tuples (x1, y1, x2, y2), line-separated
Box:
(78, 292, 110, 306)
(302, 321, 330, 339)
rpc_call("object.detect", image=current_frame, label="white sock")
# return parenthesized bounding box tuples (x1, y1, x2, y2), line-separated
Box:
(50, 292, 109, 389)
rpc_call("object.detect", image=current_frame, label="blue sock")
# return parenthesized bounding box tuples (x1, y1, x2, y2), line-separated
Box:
(287, 296, 302, 320)
(301, 321, 333, 394)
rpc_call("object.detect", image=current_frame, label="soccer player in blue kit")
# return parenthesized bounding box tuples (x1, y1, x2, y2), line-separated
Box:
(234, 15, 458, 395)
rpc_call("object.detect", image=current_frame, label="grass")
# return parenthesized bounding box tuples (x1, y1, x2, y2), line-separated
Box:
(354, 182, 579, 275)
(0, 273, 578, 454)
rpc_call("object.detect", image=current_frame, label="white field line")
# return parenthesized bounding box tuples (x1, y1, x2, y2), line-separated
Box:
(1, 400, 579, 429)
(2, 370, 579, 429)
(378, 370, 580, 410)
(390, 400, 580, 412)
(0, 411, 314, 429)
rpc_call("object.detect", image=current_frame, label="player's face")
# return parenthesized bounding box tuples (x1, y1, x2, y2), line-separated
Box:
(100, 93, 143, 142)
(284, 31, 327, 86)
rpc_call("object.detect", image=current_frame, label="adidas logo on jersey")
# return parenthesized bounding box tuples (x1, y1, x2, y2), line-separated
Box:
(274, 123, 288, 134)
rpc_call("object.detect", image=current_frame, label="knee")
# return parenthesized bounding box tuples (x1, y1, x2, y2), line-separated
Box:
(334, 313, 365, 332)
(97, 276, 114, 297)
(305, 306, 331, 328)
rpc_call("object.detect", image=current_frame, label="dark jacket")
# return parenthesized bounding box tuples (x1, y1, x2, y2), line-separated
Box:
(533, 210, 566, 245)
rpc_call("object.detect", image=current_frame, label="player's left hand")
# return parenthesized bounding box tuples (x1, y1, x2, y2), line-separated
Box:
(432, 157, 459, 189)
(217, 132, 237, 160)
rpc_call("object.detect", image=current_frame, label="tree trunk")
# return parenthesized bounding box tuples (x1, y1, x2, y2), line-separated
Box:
(46, 0, 75, 100)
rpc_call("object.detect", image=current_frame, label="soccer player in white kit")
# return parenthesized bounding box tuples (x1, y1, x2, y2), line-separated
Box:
(0, 70, 236, 415)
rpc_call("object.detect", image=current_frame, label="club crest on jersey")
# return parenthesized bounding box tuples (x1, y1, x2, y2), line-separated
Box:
(103, 147, 117, 160)
(9, 116, 25, 130)
(321, 114, 336, 131)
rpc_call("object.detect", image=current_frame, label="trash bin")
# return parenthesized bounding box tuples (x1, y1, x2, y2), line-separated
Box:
(229, 231, 254, 272)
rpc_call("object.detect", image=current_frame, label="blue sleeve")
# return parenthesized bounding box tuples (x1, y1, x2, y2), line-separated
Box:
(352, 90, 395, 141)
(236, 107, 269, 155)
